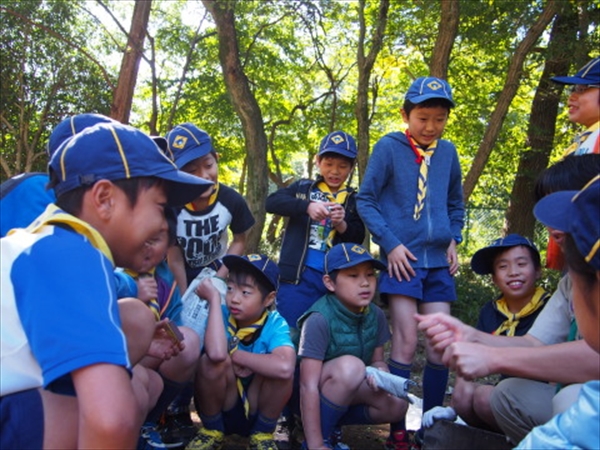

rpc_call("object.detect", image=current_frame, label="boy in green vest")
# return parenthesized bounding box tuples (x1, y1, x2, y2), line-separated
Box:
(297, 243, 410, 450)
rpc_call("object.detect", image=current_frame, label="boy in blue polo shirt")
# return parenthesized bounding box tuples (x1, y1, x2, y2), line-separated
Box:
(0, 123, 212, 449)
(357, 76, 464, 447)
(188, 254, 295, 450)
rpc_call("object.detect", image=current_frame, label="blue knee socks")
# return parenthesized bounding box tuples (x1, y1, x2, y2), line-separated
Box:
(423, 360, 449, 414)
(388, 359, 411, 432)
(320, 394, 349, 441)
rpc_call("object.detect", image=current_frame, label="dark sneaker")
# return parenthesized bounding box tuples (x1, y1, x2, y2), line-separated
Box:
(160, 411, 198, 447)
(384, 430, 410, 450)
(185, 428, 224, 450)
(138, 423, 171, 449)
(329, 427, 349, 450)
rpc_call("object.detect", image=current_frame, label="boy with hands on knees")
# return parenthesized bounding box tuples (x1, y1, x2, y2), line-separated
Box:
(187, 254, 295, 450)
(297, 243, 410, 450)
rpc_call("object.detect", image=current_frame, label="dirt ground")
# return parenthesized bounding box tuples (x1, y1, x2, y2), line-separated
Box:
(190, 334, 447, 449)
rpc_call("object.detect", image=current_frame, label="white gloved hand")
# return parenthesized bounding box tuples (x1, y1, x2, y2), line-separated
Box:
(422, 406, 457, 428)
(365, 366, 417, 403)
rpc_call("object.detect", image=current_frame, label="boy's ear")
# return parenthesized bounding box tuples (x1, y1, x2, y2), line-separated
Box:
(264, 291, 277, 308)
(90, 179, 117, 219)
(400, 108, 409, 124)
(323, 274, 335, 292)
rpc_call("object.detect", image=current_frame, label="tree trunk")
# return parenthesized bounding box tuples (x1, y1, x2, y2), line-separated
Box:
(429, 0, 460, 79)
(462, 0, 558, 202)
(504, 5, 578, 237)
(202, 0, 269, 254)
(110, 0, 152, 124)
(355, 0, 389, 184)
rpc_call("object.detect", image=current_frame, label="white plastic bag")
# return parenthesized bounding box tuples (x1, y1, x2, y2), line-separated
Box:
(180, 267, 227, 344)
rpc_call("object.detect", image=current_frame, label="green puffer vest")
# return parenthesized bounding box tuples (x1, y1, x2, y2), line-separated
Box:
(297, 293, 379, 364)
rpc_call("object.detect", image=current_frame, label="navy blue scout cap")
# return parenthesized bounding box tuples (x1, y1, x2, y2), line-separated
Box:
(166, 123, 214, 169)
(325, 243, 386, 274)
(49, 122, 213, 207)
(534, 175, 600, 270)
(223, 254, 280, 292)
(471, 234, 540, 275)
(318, 131, 358, 159)
(406, 76, 455, 107)
(47, 113, 115, 157)
(551, 57, 600, 85)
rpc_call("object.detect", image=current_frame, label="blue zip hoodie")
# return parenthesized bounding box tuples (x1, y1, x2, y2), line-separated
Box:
(357, 131, 464, 268)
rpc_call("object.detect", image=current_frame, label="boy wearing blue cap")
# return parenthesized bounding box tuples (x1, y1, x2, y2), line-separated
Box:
(187, 254, 295, 450)
(296, 243, 410, 450)
(0, 122, 213, 449)
(265, 131, 365, 332)
(423, 234, 550, 432)
(165, 123, 255, 294)
(518, 175, 600, 449)
(0, 113, 115, 237)
(551, 57, 599, 157)
(357, 76, 464, 447)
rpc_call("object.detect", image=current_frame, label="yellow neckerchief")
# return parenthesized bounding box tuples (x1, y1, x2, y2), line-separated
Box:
(184, 182, 220, 211)
(564, 121, 600, 156)
(226, 310, 269, 417)
(493, 287, 547, 336)
(124, 267, 162, 321)
(23, 204, 113, 264)
(405, 130, 438, 221)
(316, 180, 349, 248)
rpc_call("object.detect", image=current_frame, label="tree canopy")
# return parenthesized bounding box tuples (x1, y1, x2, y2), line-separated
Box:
(1, 0, 598, 255)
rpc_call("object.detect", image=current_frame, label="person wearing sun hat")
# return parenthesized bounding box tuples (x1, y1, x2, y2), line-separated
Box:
(189, 253, 295, 450)
(0, 122, 213, 449)
(551, 57, 599, 157)
(0, 113, 116, 237)
(517, 175, 600, 449)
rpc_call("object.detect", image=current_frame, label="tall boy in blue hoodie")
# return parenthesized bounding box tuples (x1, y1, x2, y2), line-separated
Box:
(357, 76, 464, 448)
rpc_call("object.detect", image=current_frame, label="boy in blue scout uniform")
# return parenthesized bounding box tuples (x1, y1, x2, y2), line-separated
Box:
(163, 122, 256, 440)
(265, 131, 365, 332)
(188, 254, 295, 450)
(357, 76, 464, 448)
(0, 113, 115, 237)
(0, 122, 212, 449)
(423, 234, 550, 432)
(518, 176, 600, 449)
(296, 243, 410, 450)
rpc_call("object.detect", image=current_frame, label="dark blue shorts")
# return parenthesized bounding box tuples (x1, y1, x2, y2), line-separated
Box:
(223, 398, 253, 436)
(378, 267, 456, 303)
(1, 389, 44, 449)
(276, 266, 329, 329)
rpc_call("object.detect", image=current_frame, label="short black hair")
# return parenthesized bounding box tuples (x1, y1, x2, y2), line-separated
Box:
(564, 234, 597, 287)
(316, 152, 356, 165)
(534, 154, 600, 201)
(49, 174, 162, 216)
(403, 98, 453, 116)
(228, 268, 272, 300)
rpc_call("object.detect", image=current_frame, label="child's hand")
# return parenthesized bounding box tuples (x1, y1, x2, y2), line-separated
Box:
(387, 244, 417, 281)
(366, 372, 379, 391)
(147, 319, 185, 360)
(327, 203, 345, 227)
(306, 202, 331, 222)
(136, 275, 158, 303)
(195, 278, 220, 304)
(415, 312, 468, 353)
(447, 240, 459, 275)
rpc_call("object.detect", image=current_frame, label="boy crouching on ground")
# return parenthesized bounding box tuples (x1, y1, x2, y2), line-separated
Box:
(188, 254, 295, 450)
(297, 243, 410, 450)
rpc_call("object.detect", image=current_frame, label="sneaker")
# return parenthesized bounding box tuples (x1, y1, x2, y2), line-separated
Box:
(138, 423, 169, 449)
(160, 411, 198, 446)
(248, 432, 278, 450)
(329, 427, 350, 450)
(186, 428, 224, 450)
(384, 430, 410, 450)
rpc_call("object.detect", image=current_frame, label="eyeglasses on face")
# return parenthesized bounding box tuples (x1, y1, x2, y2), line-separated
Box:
(568, 84, 600, 95)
